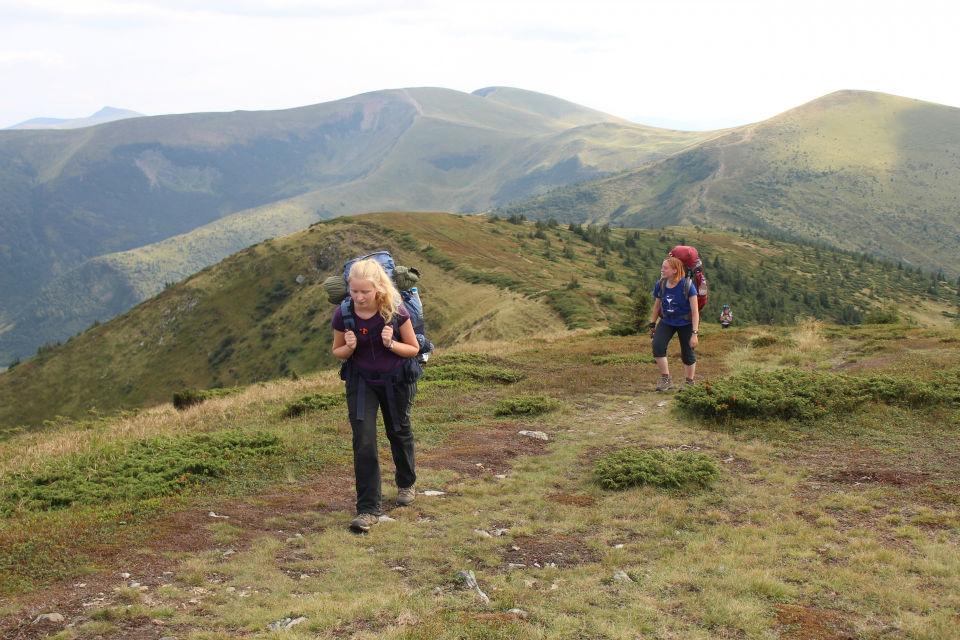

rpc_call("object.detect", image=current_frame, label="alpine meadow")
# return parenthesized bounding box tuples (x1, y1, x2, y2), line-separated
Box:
(0, 85, 959, 640)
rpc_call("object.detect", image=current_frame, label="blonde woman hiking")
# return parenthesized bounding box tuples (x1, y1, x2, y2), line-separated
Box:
(331, 258, 421, 533)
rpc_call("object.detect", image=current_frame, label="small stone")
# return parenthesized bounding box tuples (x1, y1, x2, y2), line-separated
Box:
(286, 617, 307, 629)
(474, 529, 493, 538)
(723, 456, 735, 463)
(208, 511, 229, 519)
(613, 544, 625, 549)
(32, 613, 65, 624)
(517, 430, 549, 441)
(222, 549, 235, 557)
(511, 545, 520, 551)
(523, 579, 537, 588)
(612, 570, 633, 583)
(129, 581, 140, 588)
(494, 474, 507, 479)
(225, 586, 236, 593)
(421, 490, 445, 496)
(295, 274, 306, 284)
(378, 515, 396, 522)
(492, 528, 510, 537)
(120, 572, 131, 579)
(656, 401, 668, 408)
(73, 582, 86, 588)
(299, 574, 311, 580)
(506, 563, 526, 570)
(507, 608, 529, 618)
(391, 566, 406, 572)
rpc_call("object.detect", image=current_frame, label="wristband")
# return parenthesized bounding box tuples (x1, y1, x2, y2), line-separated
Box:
(387, 339, 395, 350)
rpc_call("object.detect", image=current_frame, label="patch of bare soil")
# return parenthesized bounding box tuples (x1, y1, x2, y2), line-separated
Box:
(419, 421, 549, 476)
(546, 493, 597, 507)
(500, 534, 600, 570)
(775, 604, 857, 640)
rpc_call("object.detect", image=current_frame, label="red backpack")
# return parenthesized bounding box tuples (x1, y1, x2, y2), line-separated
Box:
(668, 245, 708, 311)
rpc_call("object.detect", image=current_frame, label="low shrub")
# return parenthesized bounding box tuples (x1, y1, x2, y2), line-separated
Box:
(494, 395, 561, 416)
(594, 448, 719, 491)
(749, 335, 779, 348)
(422, 364, 522, 384)
(282, 393, 343, 418)
(676, 369, 960, 422)
(172, 387, 241, 411)
(864, 306, 900, 325)
(2, 430, 281, 514)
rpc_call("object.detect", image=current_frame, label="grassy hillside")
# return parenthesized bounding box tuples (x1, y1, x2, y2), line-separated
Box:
(1, 321, 957, 637)
(0, 87, 710, 364)
(1, 212, 957, 430)
(499, 91, 960, 276)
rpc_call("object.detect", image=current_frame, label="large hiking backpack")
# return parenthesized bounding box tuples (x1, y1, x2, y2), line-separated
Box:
(667, 245, 709, 312)
(322, 250, 434, 364)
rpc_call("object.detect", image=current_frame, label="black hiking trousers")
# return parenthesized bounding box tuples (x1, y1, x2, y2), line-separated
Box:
(652, 322, 697, 365)
(346, 375, 417, 515)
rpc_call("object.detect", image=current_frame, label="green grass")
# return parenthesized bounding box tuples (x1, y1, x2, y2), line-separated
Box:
(493, 395, 561, 417)
(1, 327, 959, 639)
(2, 430, 280, 515)
(594, 448, 720, 491)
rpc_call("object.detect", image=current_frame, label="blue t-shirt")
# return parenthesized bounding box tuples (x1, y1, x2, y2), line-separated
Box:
(653, 279, 699, 327)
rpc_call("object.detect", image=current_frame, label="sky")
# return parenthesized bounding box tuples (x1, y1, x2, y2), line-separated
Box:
(1, 0, 958, 130)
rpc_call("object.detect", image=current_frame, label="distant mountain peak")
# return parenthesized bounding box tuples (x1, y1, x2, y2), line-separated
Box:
(6, 106, 144, 130)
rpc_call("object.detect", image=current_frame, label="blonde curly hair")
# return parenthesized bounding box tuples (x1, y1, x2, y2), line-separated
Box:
(348, 259, 401, 323)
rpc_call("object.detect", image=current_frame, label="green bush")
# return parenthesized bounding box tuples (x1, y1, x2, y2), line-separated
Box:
(594, 448, 719, 491)
(422, 364, 522, 384)
(172, 387, 241, 411)
(864, 305, 900, 324)
(282, 393, 343, 418)
(749, 334, 779, 348)
(2, 430, 281, 514)
(494, 395, 561, 416)
(676, 369, 960, 422)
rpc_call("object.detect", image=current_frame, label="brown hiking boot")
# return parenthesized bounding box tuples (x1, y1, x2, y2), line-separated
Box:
(349, 513, 379, 533)
(397, 485, 416, 506)
(655, 375, 673, 392)
(685, 378, 696, 387)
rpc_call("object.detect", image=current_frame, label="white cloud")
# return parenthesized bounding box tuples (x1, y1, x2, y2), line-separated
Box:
(1, 0, 958, 128)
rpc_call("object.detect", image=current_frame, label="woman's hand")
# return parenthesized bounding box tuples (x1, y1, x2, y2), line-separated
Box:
(344, 330, 357, 350)
(381, 324, 394, 347)
(690, 334, 699, 349)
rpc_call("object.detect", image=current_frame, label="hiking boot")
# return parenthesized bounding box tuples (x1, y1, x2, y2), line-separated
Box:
(349, 513, 379, 533)
(396, 485, 416, 506)
(655, 375, 673, 392)
(685, 378, 696, 387)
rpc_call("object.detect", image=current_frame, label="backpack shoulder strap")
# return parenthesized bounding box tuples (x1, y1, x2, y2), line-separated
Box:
(339, 298, 356, 333)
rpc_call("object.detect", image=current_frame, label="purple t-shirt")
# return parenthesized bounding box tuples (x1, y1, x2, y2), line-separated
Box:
(332, 303, 411, 374)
